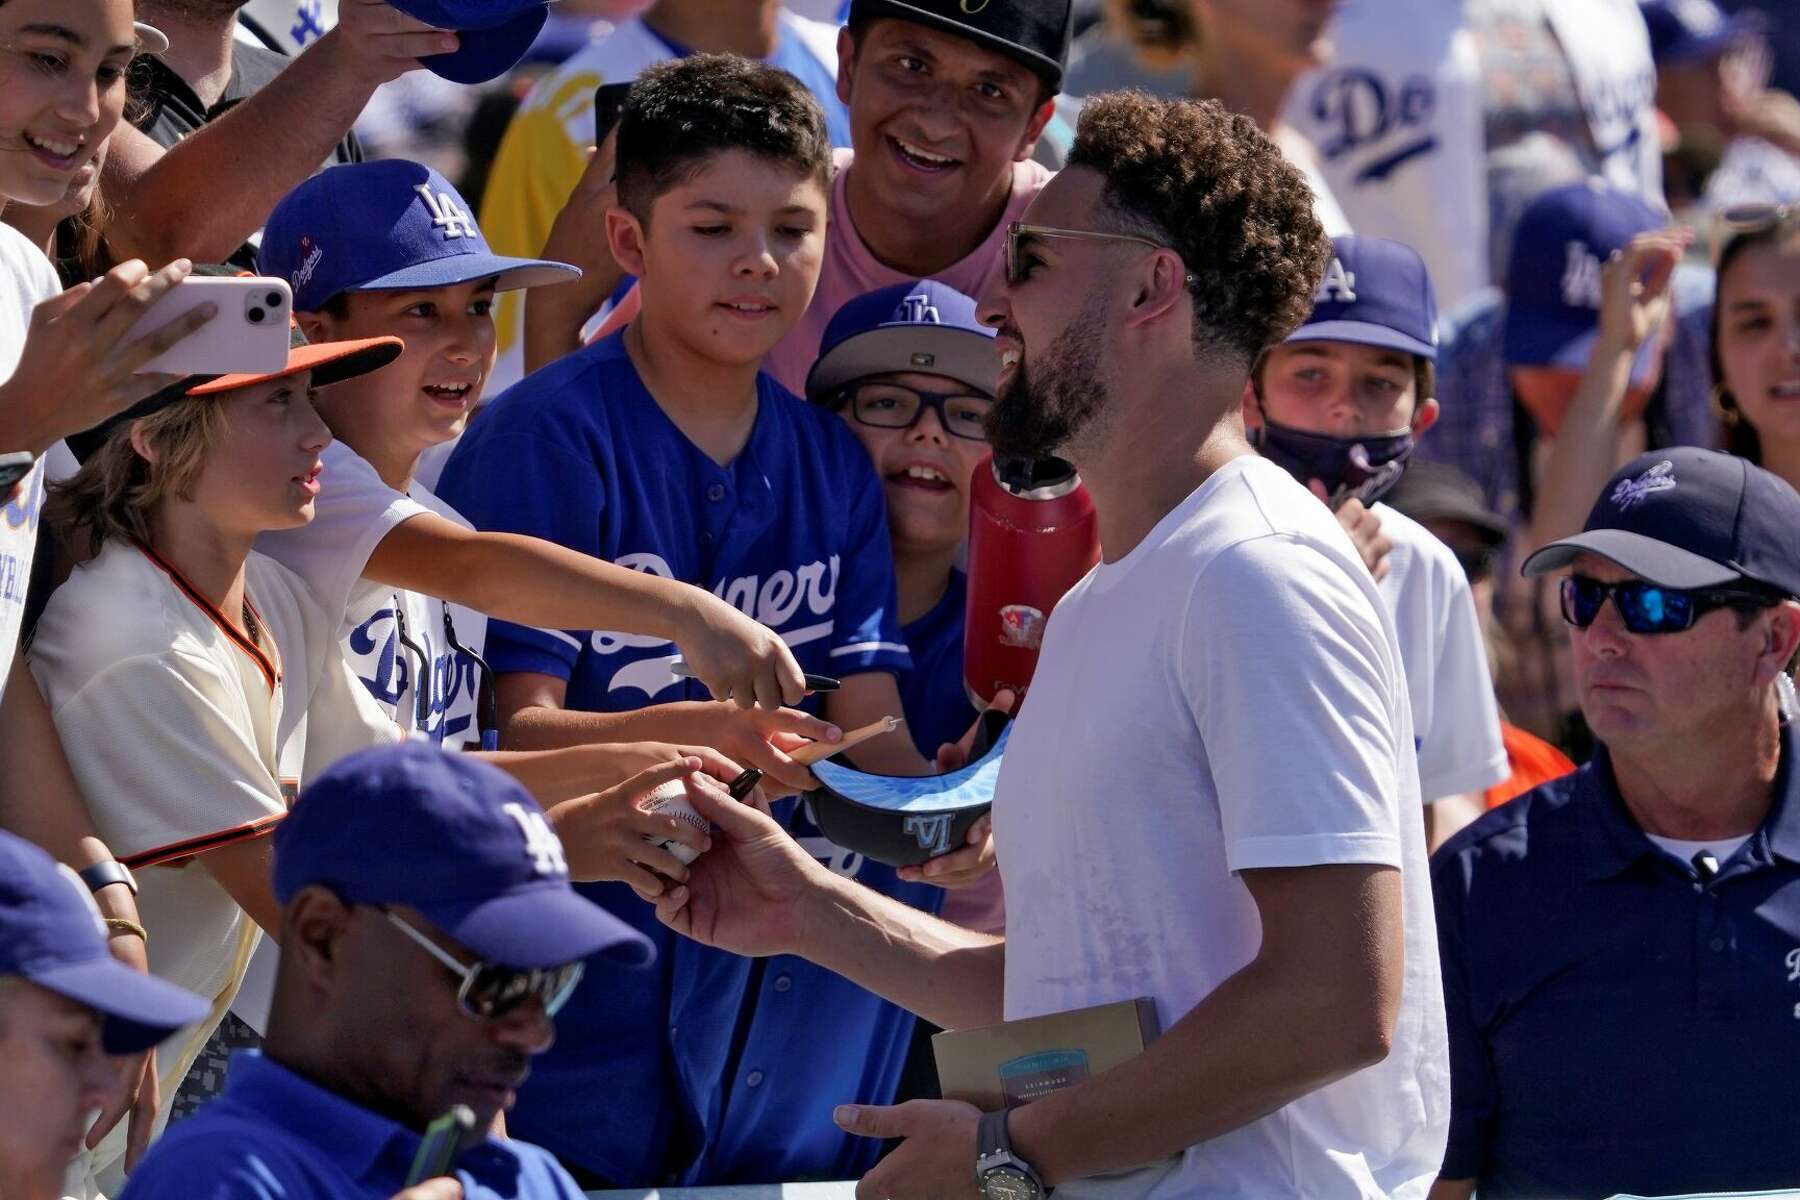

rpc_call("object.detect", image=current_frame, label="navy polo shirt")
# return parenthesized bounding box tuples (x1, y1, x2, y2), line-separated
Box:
(118, 1053, 586, 1200)
(1433, 721, 1800, 1199)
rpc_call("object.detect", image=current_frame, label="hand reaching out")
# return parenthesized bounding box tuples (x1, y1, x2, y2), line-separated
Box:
(1597, 228, 1691, 355)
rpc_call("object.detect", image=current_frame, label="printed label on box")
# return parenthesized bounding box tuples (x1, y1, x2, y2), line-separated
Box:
(999, 1049, 1091, 1106)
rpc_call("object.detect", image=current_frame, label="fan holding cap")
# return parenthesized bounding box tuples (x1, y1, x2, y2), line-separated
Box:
(117, 744, 656, 1200)
(0, 830, 206, 1200)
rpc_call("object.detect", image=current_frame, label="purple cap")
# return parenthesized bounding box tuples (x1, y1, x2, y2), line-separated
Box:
(1639, 0, 1766, 66)
(807, 279, 997, 400)
(272, 744, 654, 971)
(260, 160, 577, 312)
(1523, 447, 1800, 597)
(1287, 235, 1439, 361)
(0, 831, 208, 1054)
(1502, 180, 1668, 385)
(384, 0, 550, 84)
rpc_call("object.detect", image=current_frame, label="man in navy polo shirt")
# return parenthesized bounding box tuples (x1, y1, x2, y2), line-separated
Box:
(1432, 446, 1800, 1199)
(118, 744, 661, 1200)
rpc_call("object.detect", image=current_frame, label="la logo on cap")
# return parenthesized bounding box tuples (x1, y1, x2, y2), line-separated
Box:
(895, 292, 941, 324)
(1315, 256, 1356, 304)
(416, 182, 477, 241)
(503, 802, 568, 876)
(1561, 240, 1604, 309)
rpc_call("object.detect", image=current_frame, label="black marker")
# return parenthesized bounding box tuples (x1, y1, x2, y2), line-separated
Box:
(727, 768, 764, 800)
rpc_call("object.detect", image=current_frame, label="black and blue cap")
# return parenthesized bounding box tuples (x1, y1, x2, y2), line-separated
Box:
(260, 160, 578, 313)
(807, 279, 998, 402)
(385, 0, 551, 85)
(0, 831, 208, 1054)
(1502, 179, 1666, 384)
(1639, 0, 1766, 66)
(1523, 447, 1800, 599)
(1286, 235, 1439, 361)
(848, 0, 1074, 92)
(273, 744, 654, 972)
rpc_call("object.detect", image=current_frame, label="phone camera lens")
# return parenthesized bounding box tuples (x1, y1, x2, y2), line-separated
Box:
(266, 291, 283, 308)
(248, 307, 265, 324)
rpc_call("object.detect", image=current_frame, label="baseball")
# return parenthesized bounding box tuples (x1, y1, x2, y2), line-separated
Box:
(639, 779, 709, 865)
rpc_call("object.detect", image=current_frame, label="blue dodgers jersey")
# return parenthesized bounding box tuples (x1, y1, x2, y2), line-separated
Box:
(437, 331, 909, 710)
(435, 330, 921, 1184)
(898, 569, 977, 762)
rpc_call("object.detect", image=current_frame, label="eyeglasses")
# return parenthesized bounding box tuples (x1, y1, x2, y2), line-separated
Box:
(1559, 576, 1777, 635)
(380, 907, 585, 1022)
(1005, 222, 1196, 287)
(841, 381, 992, 441)
(1710, 202, 1798, 264)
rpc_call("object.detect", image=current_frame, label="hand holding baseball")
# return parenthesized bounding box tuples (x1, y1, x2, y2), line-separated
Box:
(544, 757, 712, 896)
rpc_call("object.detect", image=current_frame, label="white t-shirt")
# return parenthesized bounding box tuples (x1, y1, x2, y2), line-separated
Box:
(1372, 501, 1508, 803)
(1282, 0, 1489, 308)
(30, 541, 399, 1196)
(0, 225, 64, 702)
(257, 440, 489, 749)
(995, 455, 1448, 1199)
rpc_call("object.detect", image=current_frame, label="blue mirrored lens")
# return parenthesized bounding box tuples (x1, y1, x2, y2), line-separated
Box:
(1617, 584, 1694, 632)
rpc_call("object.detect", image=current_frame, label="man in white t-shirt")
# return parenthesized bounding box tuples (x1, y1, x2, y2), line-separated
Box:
(653, 91, 1448, 1200)
(1245, 234, 1509, 848)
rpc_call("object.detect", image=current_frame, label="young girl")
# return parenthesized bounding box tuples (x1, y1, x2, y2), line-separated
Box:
(1712, 206, 1800, 489)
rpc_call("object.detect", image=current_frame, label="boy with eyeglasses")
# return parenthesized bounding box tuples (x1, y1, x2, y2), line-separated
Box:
(119, 742, 661, 1200)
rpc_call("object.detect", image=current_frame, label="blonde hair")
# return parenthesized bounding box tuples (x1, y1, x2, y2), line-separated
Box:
(47, 396, 227, 553)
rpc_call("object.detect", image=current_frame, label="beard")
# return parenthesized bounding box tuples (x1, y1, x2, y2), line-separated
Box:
(984, 299, 1110, 463)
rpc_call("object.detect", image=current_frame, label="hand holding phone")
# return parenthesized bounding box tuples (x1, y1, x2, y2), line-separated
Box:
(126, 276, 293, 377)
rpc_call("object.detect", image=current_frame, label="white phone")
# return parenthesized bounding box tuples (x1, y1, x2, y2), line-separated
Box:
(128, 276, 294, 376)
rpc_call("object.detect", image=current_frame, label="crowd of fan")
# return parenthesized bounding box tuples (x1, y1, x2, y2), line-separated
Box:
(0, 1, 1798, 1199)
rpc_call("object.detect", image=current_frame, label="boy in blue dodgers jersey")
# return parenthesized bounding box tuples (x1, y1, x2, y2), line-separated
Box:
(1244, 235, 1509, 849)
(120, 742, 662, 1200)
(256, 161, 809, 784)
(436, 56, 996, 1188)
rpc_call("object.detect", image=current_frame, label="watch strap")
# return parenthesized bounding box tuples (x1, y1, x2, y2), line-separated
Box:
(976, 1108, 1045, 1198)
(78, 860, 137, 897)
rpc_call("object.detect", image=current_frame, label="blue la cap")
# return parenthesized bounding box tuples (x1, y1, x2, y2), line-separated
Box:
(1286, 235, 1439, 361)
(1639, 0, 1766, 66)
(260, 160, 578, 313)
(1523, 447, 1800, 598)
(0, 831, 208, 1054)
(806, 279, 998, 401)
(272, 744, 654, 971)
(1502, 179, 1667, 384)
(384, 0, 550, 84)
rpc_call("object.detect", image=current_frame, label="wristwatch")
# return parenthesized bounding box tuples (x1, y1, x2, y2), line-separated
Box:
(78, 860, 138, 898)
(975, 1108, 1046, 1200)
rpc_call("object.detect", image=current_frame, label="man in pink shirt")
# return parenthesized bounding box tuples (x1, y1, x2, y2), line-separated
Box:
(572, 0, 1071, 394)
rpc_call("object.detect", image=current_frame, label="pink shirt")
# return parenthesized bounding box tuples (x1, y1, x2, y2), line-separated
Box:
(596, 150, 1053, 394)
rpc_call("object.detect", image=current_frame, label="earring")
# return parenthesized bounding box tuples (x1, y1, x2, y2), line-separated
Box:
(1714, 384, 1741, 429)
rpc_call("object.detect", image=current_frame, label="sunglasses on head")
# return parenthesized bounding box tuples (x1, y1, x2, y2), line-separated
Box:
(1004, 222, 1196, 288)
(380, 907, 584, 1022)
(1559, 575, 1778, 635)
(1710, 201, 1799, 264)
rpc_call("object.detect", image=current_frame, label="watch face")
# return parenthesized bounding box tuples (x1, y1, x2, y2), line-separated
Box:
(982, 1167, 1042, 1200)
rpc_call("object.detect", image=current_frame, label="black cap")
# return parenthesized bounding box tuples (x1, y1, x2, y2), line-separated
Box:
(1383, 460, 1508, 548)
(848, 0, 1074, 92)
(1522, 447, 1800, 598)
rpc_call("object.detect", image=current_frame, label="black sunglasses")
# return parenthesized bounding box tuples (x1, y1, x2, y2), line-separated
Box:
(380, 907, 584, 1022)
(841, 380, 992, 442)
(1559, 576, 1777, 635)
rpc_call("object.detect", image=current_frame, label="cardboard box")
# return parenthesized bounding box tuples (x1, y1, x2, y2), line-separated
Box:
(932, 998, 1160, 1109)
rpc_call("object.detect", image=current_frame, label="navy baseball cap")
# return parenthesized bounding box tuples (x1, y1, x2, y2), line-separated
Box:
(385, 0, 550, 85)
(1503, 180, 1667, 385)
(807, 279, 998, 401)
(1286, 235, 1439, 361)
(273, 744, 654, 971)
(1639, 0, 1766, 66)
(261, 160, 578, 313)
(1522, 447, 1800, 598)
(0, 831, 208, 1055)
(848, 0, 1074, 91)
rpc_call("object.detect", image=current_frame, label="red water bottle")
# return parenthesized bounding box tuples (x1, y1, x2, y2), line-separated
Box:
(964, 454, 1100, 705)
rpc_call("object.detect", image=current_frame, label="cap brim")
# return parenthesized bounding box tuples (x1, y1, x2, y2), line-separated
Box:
(423, 883, 654, 971)
(1287, 319, 1436, 361)
(419, 6, 549, 85)
(186, 335, 404, 397)
(806, 324, 1000, 401)
(1394, 495, 1510, 545)
(850, 0, 1065, 89)
(28, 956, 209, 1055)
(134, 21, 169, 54)
(1504, 319, 1660, 386)
(1520, 528, 1744, 587)
(349, 256, 579, 299)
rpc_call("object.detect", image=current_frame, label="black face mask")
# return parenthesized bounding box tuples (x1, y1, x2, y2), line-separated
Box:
(1250, 418, 1415, 509)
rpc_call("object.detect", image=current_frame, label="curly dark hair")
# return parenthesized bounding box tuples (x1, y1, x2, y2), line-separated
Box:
(1065, 91, 1330, 366)
(616, 54, 831, 225)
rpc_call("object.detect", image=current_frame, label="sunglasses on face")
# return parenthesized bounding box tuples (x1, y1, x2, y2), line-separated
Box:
(381, 907, 584, 1022)
(1004, 222, 1196, 288)
(1559, 576, 1776, 635)
(842, 381, 992, 441)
